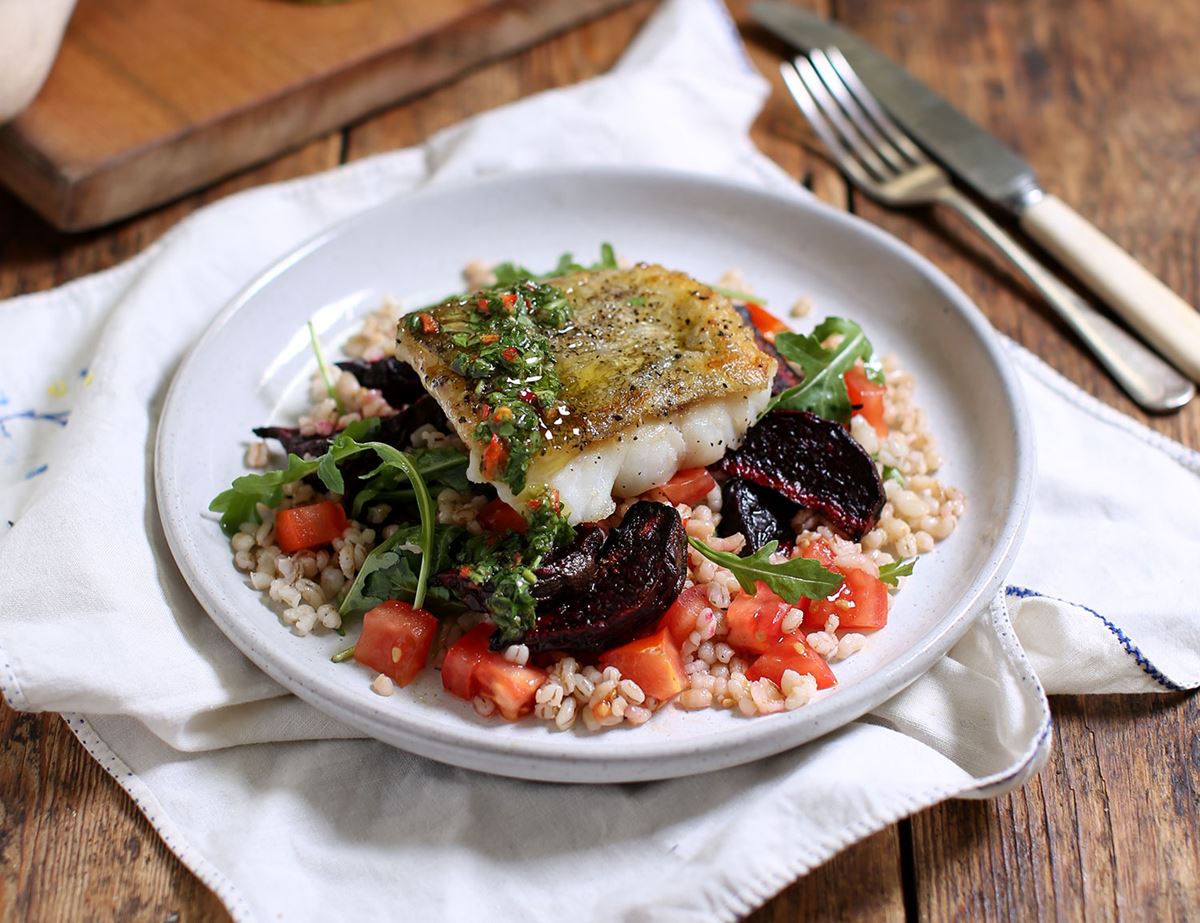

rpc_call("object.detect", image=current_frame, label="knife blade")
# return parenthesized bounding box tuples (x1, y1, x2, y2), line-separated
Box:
(752, 0, 1200, 385)
(751, 1, 1041, 210)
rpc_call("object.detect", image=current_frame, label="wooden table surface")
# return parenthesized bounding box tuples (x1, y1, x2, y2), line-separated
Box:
(2, 1, 1197, 919)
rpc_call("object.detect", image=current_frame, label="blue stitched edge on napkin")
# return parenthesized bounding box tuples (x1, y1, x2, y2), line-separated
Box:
(1005, 585, 1183, 691)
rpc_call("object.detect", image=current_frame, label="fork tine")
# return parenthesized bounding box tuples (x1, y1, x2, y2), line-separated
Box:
(789, 56, 891, 181)
(807, 49, 908, 173)
(779, 60, 875, 189)
(822, 47, 926, 165)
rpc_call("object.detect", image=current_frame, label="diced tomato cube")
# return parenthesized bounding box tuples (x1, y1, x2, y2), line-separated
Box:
(659, 585, 711, 646)
(646, 467, 717, 507)
(440, 624, 546, 720)
(274, 500, 347, 553)
(478, 499, 528, 534)
(747, 636, 838, 690)
(599, 627, 686, 700)
(474, 658, 546, 721)
(844, 365, 888, 436)
(441, 624, 493, 700)
(796, 536, 837, 569)
(354, 601, 438, 687)
(725, 582, 795, 655)
(500, 292, 518, 310)
(805, 568, 889, 632)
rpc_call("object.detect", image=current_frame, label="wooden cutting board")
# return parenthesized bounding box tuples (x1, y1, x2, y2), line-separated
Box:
(0, 0, 634, 232)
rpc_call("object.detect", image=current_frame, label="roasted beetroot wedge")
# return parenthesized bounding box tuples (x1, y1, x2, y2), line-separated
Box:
(506, 501, 687, 654)
(717, 478, 799, 554)
(251, 426, 335, 460)
(717, 410, 885, 540)
(335, 357, 424, 409)
(531, 525, 606, 603)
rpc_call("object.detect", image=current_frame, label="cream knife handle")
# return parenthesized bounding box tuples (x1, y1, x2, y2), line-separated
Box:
(1020, 194, 1200, 382)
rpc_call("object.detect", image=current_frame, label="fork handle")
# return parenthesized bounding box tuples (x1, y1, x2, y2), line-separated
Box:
(937, 188, 1194, 412)
(1020, 194, 1200, 383)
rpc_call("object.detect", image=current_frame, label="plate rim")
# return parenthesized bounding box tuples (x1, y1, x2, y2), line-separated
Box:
(155, 165, 1035, 782)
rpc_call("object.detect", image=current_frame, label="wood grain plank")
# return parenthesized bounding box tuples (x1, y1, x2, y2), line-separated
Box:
(747, 829, 907, 923)
(836, 0, 1200, 444)
(0, 0, 635, 230)
(0, 706, 229, 922)
(0, 133, 343, 298)
(829, 2, 1200, 920)
(907, 694, 1200, 922)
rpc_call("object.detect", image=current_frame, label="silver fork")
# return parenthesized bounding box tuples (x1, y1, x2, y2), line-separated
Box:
(781, 48, 1194, 413)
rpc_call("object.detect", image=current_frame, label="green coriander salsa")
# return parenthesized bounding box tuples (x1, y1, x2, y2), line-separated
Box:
(405, 280, 570, 495)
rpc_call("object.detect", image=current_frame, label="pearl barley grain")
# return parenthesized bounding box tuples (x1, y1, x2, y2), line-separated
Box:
(371, 674, 395, 697)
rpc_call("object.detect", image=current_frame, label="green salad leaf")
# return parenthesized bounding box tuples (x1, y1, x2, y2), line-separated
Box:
(340, 524, 463, 617)
(882, 465, 906, 487)
(348, 445, 470, 516)
(307, 320, 343, 414)
(688, 538, 843, 604)
(209, 419, 377, 535)
(877, 557, 916, 587)
(210, 423, 437, 609)
(766, 317, 876, 422)
(490, 243, 618, 288)
(345, 442, 437, 609)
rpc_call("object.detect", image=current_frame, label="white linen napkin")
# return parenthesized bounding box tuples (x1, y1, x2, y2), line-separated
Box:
(1, 1, 1197, 919)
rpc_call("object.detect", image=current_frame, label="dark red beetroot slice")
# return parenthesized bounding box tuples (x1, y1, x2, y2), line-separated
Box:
(531, 525, 606, 602)
(435, 526, 607, 616)
(252, 426, 334, 460)
(717, 478, 799, 554)
(335, 357, 424, 409)
(502, 501, 688, 654)
(254, 391, 448, 461)
(734, 304, 801, 395)
(716, 410, 885, 540)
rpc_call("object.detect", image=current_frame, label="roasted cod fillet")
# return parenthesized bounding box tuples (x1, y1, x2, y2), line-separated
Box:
(396, 264, 776, 523)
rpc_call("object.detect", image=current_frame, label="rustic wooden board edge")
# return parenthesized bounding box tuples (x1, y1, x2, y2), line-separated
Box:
(0, 0, 634, 233)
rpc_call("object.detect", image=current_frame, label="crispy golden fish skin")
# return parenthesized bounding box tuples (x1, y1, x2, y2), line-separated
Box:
(396, 264, 777, 519)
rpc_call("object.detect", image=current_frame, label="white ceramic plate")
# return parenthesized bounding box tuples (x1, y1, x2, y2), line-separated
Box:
(156, 168, 1033, 783)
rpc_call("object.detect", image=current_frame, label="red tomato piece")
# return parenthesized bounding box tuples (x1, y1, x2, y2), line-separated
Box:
(647, 467, 717, 507)
(747, 637, 838, 690)
(354, 601, 438, 687)
(474, 658, 547, 721)
(441, 624, 493, 700)
(275, 500, 348, 553)
(440, 624, 547, 720)
(478, 499, 528, 534)
(659, 585, 711, 646)
(500, 292, 517, 310)
(805, 568, 889, 632)
(599, 627, 686, 700)
(745, 302, 790, 341)
(844, 365, 888, 436)
(796, 536, 837, 569)
(725, 582, 795, 655)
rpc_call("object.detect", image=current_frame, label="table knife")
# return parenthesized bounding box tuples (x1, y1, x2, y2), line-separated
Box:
(752, 1, 1200, 384)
